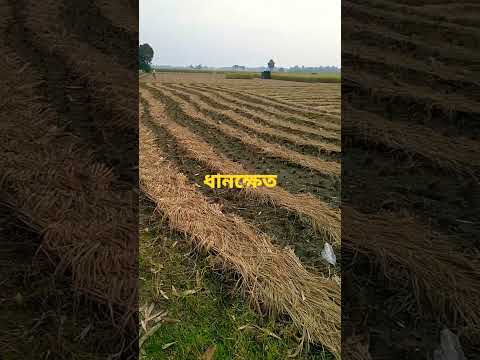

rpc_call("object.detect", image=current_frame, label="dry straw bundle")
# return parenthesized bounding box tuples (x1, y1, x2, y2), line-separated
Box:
(139, 123, 341, 357)
(343, 206, 480, 330)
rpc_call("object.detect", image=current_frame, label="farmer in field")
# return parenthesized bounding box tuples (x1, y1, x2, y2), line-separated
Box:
(152, 69, 156, 80)
(268, 59, 275, 72)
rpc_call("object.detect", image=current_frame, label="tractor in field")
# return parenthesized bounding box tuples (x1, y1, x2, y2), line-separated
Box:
(261, 70, 271, 79)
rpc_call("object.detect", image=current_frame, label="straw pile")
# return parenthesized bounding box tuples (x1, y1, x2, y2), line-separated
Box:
(343, 206, 480, 329)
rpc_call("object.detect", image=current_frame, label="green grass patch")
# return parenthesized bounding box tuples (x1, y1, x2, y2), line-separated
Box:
(225, 72, 340, 83)
(272, 73, 340, 83)
(149, 69, 340, 83)
(153, 68, 228, 74)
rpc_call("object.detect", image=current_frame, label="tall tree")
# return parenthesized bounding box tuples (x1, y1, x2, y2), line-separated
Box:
(139, 43, 154, 72)
(268, 59, 275, 72)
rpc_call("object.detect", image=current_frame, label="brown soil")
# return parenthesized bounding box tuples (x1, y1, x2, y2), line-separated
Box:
(146, 85, 341, 204)
(343, 0, 480, 358)
(140, 95, 338, 273)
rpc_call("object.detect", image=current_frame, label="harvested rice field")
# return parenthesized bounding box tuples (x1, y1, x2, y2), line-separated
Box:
(1, 0, 138, 358)
(139, 72, 341, 359)
(343, 0, 480, 358)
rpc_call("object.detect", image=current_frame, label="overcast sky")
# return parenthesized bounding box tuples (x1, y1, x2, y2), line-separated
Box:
(140, 0, 340, 68)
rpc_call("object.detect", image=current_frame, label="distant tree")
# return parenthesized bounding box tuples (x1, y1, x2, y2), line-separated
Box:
(139, 43, 154, 72)
(268, 59, 275, 72)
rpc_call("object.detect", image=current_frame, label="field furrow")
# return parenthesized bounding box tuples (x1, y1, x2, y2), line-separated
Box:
(343, 105, 480, 175)
(342, 0, 480, 356)
(179, 83, 340, 141)
(94, 0, 138, 33)
(140, 105, 334, 271)
(141, 88, 340, 245)
(343, 206, 480, 330)
(344, 143, 480, 249)
(142, 70, 341, 357)
(145, 86, 340, 203)
(210, 85, 341, 122)
(22, 0, 137, 130)
(254, 95, 339, 113)
(62, 0, 136, 70)
(193, 84, 341, 132)
(241, 88, 342, 116)
(256, 91, 339, 101)
(343, 0, 480, 50)
(217, 83, 342, 113)
(0, 7, 137, 319)
(343, 45, 480, 98)
(348, 0, 480, 29)
(139, 122, 341, 358)
(149, 85, 341, 177)
(6, 0, 137, 182)
(343, 17, 480, 69)
(343, 70, 480, 137)
(162, 84, 340, 156)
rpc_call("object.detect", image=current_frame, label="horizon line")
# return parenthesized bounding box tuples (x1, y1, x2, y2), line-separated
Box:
(153, 64, 341, 68)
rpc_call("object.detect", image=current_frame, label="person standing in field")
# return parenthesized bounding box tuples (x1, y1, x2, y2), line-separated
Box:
(268, 59, 275, 72)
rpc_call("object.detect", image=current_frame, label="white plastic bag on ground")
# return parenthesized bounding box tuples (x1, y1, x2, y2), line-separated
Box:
(433, 328, 466, 360)
(321, 242, 336, 266)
